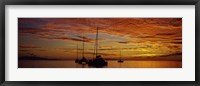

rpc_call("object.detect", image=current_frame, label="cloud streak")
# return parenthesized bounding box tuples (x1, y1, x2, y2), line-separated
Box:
(18, 18, 182, 60)
(19, 43, 40, 48)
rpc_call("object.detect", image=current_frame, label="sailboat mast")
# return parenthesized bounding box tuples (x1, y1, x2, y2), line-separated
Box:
(77, 44, 78, 59)
(93, 44, 96, 58)
(120, 47, 122, 60)
(95, 26, 99, 57)
(82, 34, 84, 58)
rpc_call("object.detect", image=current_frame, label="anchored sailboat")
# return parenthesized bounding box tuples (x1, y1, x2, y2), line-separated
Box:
(88, 26, 108, 67)
(78, 34, 88, 64)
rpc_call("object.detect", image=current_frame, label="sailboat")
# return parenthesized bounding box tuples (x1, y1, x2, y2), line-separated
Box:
(118, 47, 124, 63)
(78, 34, 88, 64)
(88, 26, 108, 67)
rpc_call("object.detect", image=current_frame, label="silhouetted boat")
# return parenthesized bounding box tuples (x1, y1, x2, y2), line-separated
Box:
(75, 59, 79, 63)
(78, 57, 88, 64)
(118, 59, 124, 63)
(78, 34, 88, 64)
(118, 47, 124, 63)
(88, 55, 107, 67)
(88, 26, 108, 67)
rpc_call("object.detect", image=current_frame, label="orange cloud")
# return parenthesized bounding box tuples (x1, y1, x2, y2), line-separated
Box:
(18, 18, 182, 59)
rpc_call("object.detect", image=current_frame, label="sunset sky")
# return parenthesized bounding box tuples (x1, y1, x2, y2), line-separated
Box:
(18, 18, 182, 60)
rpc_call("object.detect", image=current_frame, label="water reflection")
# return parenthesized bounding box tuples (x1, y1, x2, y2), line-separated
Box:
(18, 60, 182, 68)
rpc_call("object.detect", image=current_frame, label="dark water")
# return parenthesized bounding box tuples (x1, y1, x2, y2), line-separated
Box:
(18, 60, 182, 68)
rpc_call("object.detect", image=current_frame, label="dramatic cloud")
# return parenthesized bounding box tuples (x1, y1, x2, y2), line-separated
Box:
(18, 18, 182, 60)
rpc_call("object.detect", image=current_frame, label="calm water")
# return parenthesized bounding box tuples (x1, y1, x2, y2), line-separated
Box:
(18, 60, 182, 68)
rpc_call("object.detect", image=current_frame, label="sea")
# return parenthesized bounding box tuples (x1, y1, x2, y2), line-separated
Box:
(18, 60, 182, 68)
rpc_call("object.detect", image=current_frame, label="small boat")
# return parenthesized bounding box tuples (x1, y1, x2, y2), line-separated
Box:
(75, 59, 79, 63)
(118, 59, 124, 63)
(78, 34, 88, 64)
(78, 57, 88, 64)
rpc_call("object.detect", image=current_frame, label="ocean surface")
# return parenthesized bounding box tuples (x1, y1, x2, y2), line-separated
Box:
(18, 60, 182, 68)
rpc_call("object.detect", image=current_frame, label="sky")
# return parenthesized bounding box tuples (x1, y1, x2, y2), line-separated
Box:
(18, 18, 182, 60)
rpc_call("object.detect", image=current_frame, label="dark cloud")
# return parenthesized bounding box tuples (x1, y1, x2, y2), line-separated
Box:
(38, 49, 47, 51)
(19, 50, 30, 52)
(171, 42, 182, 44)
(39, 36, 94, 43)
(118, 41, 130, 44)
(173, 38, 182, 40)
(155, 33, 176, 36)
(19, 44, 40, 48)
(136, 36, 155, 38)
(162, 52, 182, 57)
